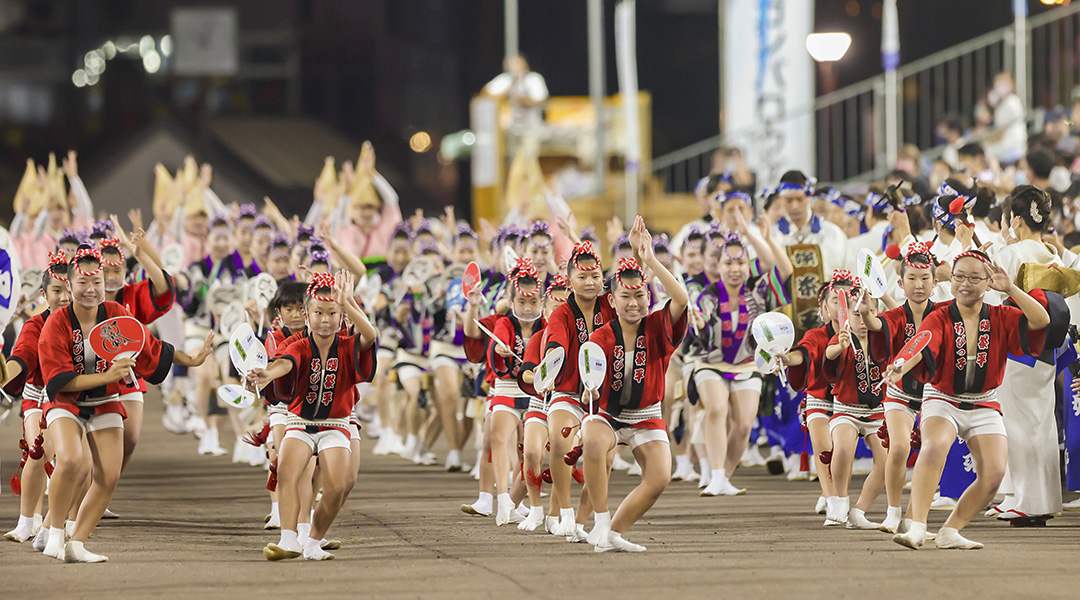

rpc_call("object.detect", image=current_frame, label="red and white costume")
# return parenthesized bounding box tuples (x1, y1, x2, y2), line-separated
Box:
(544, 293, 616, 420)
(487, 314, 545, 421)
(39, 302, 175, 432)
(786, 323, 836, 424)
(586, 300, 687, 450)
(823, 334, 888, 437)
(6, 309, 52, 418)
(868, 301, 943, 419)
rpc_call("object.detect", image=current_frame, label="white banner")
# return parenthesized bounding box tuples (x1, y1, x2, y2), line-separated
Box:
(615, 0, 641, 220)
(722, 0, 814, 185)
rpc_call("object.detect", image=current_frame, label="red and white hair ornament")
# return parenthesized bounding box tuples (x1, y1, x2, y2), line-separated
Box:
(903, 241, 934, 269)
(953, 250, 991, 265)
(71, 247, 103, 277)
(306, 272, 336, 302)
(47, 251, 68, 282)
(98, 238, 125, 266)
(614, 257, 648, 289)
(570, 241, 601, 271)
(547, 274, 569, 302)
(830, 269, 854, 285)
(511, 257, 540, 297)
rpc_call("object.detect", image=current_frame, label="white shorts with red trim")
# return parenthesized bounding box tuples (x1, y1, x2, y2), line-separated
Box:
(548, 392, 586, 421)
(883, 382, 922, 416)
(803, 394, 832, 423)
(693, 368, 762, 393)
(524, 395, 548, 427)
(268, 403, 289, 428)
(491, 404, 525, 421)
(585, 404, 668, 451)
(921, 398, 1006, 440)
(829, 414, 883, 438)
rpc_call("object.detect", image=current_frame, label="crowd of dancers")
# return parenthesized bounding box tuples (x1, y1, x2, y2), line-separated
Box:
(2, 138, 1079, 561)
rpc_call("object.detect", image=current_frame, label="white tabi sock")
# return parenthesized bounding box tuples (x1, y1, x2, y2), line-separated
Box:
(277, 529, 301, 551)
(712, 468, 727, 484)
(297, 522, 311, 545)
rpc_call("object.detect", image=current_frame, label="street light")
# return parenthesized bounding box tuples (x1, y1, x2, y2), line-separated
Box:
(806, 32, 852, 63)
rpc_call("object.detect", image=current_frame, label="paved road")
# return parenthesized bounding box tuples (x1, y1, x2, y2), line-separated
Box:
(1, 395, 1077, 599)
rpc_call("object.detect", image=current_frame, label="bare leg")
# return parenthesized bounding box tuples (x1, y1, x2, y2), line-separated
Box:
(906, 417, 956, 525)
(581, 420, 616, 516)
(853, 433, 887, 511)
(522, 421, 547, 507)
(724, 389, 761, 476)
(547, 410, 580, 517)
(829, 424, 858, 499)
(490, 411, 519, 495)
(942, 433, 1008, 531)
(807, 417, 836, 497)
(276, 438, 315, 534)
(43, 418, 89, 530)
(72, 427, 125, 541)
(884, 411, 915, 509)
(434, 364, 462, 454)
(698, 378, 730, 468)
(18, 414, 48, 520)
(309, 447, 352, 541)
(120, 399, 144, 472)
(612, 441, 672, 533)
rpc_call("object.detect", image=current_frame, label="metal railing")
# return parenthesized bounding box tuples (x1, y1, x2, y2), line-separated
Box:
(654, 2, 1080, 192)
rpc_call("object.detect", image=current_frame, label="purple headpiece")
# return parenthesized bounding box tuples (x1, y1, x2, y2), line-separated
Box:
(579, 225, 598, 243)
(238, 203, 258, 220)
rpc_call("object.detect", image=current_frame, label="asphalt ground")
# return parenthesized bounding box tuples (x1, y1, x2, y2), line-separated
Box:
(1, 393, 1078, 600)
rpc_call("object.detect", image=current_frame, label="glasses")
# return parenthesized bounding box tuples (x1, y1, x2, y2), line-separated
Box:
(951, 273, 989, 284)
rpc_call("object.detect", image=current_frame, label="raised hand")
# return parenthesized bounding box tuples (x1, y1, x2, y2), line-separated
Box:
(987, 261, 1012, 293)
(190, 332, 215, 366)
(128, 207, 144, 231)
(359, 141, 376, 174)
(837, 327, 851, 351)
(62, 150, 78, 179)
(606, 216, 624, 244)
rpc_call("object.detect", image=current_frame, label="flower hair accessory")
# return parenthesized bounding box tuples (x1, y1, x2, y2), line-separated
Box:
(614, 257, 648, 289)
(295, 224, 315, 243)
(71, 247, 103, 277)
(903, 241, 934, 269)
(238, 203, 258, 219)
(90, 220, 113, 238)
(456, 224, 478, 248)
(98, 238, 125, 266)
(306, 272, 336, 302)
(570, 241, 601, 271)
(653, 233, 670, 253)
(270, 234, 291, 258)
(1030, 200, 1044, 224)
(307, 249, 330, 266)
(579, 225, 599, 243)
(510, 257, 540, 297)
(47, 251, 68, 282)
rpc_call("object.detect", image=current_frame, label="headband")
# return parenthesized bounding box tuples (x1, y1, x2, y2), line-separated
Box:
(953, 250, 991, 266)
(98, 238, 125, 266)
(721, 191, 752, 206)
(71, 247, 102, 277)
(720, 231, 746, 261)
(777, 180, 812, 196)
(510, 257, 540, 297)
(306, 272, 336, 302)
(613, 257, 648, 290)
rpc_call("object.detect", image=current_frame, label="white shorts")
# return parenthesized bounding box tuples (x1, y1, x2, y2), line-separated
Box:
(804, 394, 832, 424)
(348, 422, 361, 442)
(431, 355, 464, 372)
(829, 415, 883, 438)
(548, 392, 586, 421)
(491, 404, 525, 421)
(377, 348, 396, 363)
(118, 391, 144, 404)
(883, 402, 919, 420)
(268, 404, 289, 428)
(283, 428, 351, 453)
(46, 406, 123, 433)
(693, 369, 762, 394)
(584, 415, 669, 451)
(921, 399, 1007, 441)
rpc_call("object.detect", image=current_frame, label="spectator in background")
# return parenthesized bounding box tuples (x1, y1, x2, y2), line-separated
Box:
(984, 72, 1027, 165)
(957, 142, 993, 182)
(484, 54, 549, 137)
(1024, 148, 1056, 190)
(936, 115, 967, 170)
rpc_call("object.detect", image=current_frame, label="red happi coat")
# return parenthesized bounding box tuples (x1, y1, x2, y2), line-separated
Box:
(786, 323, 835, 399)
(823, 334, 889, 409)
(516, 327, 546, 397)
(39, 302, 174, 406)
(544, 293, 616, 394)
(490, 314, 546, 381)
(5, 309, 50, 396)
(867, 301, 943, 400)
(910, 300, 1045, 411)
(589, 301, 687, 430)
(271, 333, 377, 429)
(464, 313, 501, 387)
(114, 277, 175, 324)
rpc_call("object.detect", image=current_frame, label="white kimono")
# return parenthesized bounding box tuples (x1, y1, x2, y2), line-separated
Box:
(988, 239, 1064, 517)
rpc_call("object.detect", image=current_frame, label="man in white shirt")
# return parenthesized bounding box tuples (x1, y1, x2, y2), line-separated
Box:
(771, 171, 849, 276)
(985, 72, 1027, 166)
(484, 55, 548, 135)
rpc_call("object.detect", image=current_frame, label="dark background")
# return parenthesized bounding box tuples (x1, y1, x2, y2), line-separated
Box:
(0, 0, 1054, 218)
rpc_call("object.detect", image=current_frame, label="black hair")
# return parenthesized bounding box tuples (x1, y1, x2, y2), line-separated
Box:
(939, 115, 964, 135)
(779, 170, 810, 188)
(1004, 184, 1052, 232)
(1025, 148, 1057, 181)
(1064, 231, 1080, 249)
(987, 204, 1003, 228)
(508, 273, 540, 300)
(705, 173, 731, 196)
(567, 253, 599, 276)
(971, 185, 995, 219)
(958, 142, 985, 159)
(210, 217, 230, 230)
(270, 281, 307, 318)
